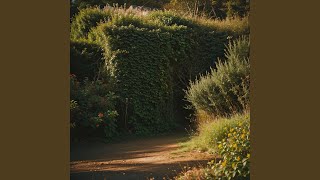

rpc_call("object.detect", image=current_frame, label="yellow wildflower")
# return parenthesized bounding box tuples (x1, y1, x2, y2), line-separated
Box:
(222, 161, 227, 167)
(233, 144, 237, 148)
(232, 163, 236, 169)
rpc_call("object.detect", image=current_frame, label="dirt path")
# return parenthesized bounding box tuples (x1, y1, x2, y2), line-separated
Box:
(70, 133, 214, 180)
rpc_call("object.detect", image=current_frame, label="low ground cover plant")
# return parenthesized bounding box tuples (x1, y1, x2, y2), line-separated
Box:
(208, 116, 250, 179)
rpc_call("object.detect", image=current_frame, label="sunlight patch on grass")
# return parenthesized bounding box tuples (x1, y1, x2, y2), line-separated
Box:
(177, 113, 250, 155)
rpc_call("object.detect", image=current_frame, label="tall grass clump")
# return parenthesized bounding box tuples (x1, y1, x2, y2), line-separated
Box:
(186, 36, 250, 117)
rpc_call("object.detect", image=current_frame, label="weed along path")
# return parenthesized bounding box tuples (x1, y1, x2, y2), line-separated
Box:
(70, 133, 213, 180)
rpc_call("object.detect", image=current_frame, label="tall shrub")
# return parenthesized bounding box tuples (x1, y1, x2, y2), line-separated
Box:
(186, 36, 250, 117)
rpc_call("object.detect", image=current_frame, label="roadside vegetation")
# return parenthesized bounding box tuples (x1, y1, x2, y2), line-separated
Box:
(175, 36, 250, 180)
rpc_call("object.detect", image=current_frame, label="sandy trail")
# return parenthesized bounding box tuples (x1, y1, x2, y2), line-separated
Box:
(70, 134, 213, 180)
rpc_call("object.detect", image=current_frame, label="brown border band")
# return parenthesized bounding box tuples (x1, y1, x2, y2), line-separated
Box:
(2, 0, 320, 179)
(1, 1, 69, 180)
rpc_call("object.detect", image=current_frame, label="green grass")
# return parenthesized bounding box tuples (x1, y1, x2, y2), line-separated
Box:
(178, 112, 250, 154)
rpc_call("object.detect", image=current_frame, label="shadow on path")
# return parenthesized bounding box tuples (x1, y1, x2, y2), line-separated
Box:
(70, 133, 214, 180)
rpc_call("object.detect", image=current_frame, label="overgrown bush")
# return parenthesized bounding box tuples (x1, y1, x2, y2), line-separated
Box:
(70, 74, 118, 140)
(186, 36, 250, 117)
(224, 35, 250, 61)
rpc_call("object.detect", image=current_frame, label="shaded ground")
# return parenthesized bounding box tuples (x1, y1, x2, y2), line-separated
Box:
(70, 133, 214, 180)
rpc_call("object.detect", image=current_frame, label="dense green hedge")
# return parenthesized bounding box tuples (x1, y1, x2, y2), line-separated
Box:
(88, 12, 247, 135)
(71, 8, 249, 135)
(70, 40, 105, 81)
